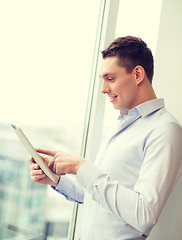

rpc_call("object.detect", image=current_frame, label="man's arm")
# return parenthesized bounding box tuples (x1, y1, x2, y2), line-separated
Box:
(39, 123, 182, 234)
(77, 123, 182, 233)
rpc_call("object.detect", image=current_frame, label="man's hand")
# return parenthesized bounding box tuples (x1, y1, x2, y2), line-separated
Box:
(28, 153, 60, 187)
(36, 148, 86, 175)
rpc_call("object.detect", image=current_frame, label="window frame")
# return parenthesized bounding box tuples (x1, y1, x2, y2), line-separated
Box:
(67, 0, 120, 239)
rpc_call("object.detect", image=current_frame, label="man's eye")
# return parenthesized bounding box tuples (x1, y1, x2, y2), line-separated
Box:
(108, 78, 114, 81)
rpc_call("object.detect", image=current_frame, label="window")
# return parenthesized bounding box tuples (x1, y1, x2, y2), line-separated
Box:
(0, 1, 101, 239)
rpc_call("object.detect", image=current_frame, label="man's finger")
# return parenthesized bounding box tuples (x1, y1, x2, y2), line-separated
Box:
(53, 161, 57, 174)
(48, 160, 55, 171)
(30, 163, 40, 170)
(35, 148, 57, 157)
(28, 156, 36, 163)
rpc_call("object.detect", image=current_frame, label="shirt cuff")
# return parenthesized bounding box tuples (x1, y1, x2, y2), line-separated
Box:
(76, 161, 104, 192)
(52, 175, 75, 194)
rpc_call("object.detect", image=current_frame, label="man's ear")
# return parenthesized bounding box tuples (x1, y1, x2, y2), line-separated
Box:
(134, 65, 145, 85)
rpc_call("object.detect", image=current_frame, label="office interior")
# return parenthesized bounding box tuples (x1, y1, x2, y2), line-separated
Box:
(0, 0, 182, 239)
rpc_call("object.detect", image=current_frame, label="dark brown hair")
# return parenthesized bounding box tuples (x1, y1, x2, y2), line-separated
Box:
(101, 36, 154, 83)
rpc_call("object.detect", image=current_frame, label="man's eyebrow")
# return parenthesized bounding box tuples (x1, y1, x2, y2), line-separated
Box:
(99, 73, 115, 78)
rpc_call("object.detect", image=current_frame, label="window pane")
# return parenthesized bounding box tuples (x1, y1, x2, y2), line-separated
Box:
(0, 1, 101, 239)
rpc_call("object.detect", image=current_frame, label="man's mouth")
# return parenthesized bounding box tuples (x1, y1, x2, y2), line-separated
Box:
(109, 95, 118, 102)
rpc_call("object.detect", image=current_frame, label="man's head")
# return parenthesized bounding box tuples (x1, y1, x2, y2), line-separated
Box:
(99, 36, 156, 114)
(101, 36, 154, 83)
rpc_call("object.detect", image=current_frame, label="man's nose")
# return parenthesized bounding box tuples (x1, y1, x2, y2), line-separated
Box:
(101, 81, 110, 94)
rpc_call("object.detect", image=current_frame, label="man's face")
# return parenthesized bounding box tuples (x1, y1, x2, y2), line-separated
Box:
(99, 56, 138, 114)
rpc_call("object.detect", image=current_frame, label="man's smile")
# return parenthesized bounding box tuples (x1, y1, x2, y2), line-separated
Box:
(109, 94, 118, 102)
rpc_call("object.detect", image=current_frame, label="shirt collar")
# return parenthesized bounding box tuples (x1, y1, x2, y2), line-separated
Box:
(134, 98, 165, 117)
(118, 98, 165, 121)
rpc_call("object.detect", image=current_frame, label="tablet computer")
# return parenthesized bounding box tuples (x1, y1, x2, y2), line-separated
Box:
(11, 124, 58, 183)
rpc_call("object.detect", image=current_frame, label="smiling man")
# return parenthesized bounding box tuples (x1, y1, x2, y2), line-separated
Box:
(99, 56, 156, 114)
(29, 36, 182, 239)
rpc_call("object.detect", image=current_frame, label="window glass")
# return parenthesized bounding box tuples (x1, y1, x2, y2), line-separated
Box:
(0, 1, 101, 239)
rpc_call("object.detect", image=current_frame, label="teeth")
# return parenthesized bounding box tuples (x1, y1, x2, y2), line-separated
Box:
(109, 95, 118, 102)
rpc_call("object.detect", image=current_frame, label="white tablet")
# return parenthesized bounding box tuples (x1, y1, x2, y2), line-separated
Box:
(11, 124, 58, 183)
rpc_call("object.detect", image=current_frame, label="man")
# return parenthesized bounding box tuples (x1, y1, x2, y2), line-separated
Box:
(29, 36, 182, 239)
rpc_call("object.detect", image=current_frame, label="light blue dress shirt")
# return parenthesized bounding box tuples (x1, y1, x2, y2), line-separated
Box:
(54, 99, 182, 240)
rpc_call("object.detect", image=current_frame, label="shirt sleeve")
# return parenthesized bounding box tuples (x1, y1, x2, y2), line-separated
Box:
(76, 122, 182, 233)
(52, 174, 84, 204)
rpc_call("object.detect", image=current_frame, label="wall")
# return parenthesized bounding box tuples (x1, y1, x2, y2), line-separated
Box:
(153, 0, 182, 123)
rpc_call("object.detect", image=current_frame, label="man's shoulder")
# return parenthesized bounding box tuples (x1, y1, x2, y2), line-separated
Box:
(157, 108, 181, 128)
(145, 108, 182, 141)
(139, 107, 182, 142)
(146, 106, 181, 127)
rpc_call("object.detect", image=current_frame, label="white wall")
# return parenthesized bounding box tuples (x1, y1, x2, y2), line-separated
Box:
(148, 0, 182, 239)
(153, 0, 182, 124)
(115, 0, 162, 56)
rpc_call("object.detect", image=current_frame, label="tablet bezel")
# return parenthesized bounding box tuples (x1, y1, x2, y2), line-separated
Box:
(11, 124, 58, 184)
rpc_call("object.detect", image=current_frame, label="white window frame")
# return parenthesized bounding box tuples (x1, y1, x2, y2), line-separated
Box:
(67, 0, 120, 239)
